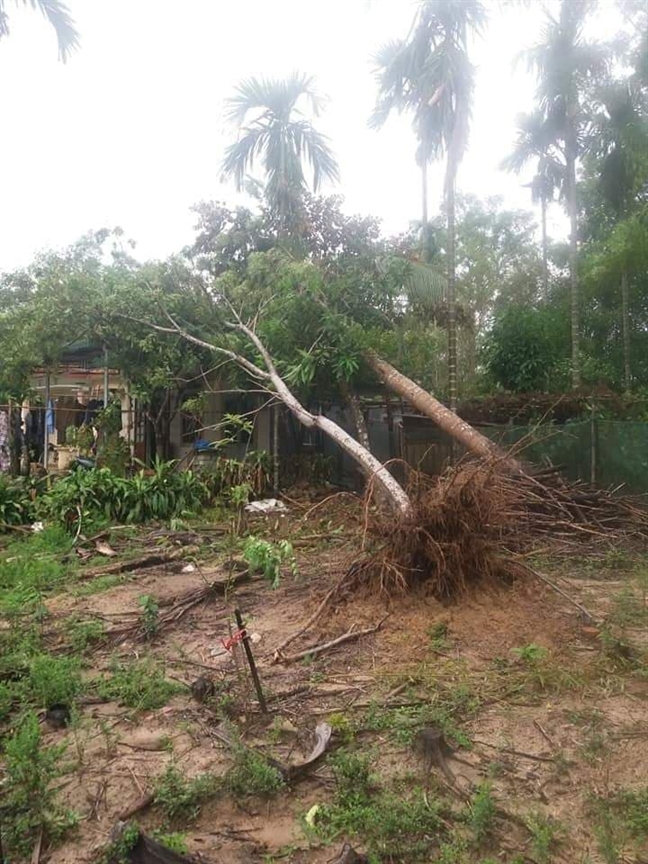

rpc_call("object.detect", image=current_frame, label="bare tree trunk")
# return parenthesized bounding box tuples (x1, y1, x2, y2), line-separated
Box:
(541, 192, 548, 296)
(446, 162, 458, 412)
(621, 270, 631, 393)
(566, 148, 580, 389)
(421, 161, 429, 262)
(365, 350, 521, 471)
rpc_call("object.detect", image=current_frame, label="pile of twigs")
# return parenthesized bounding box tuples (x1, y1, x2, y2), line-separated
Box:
(352, 458, 648, 598)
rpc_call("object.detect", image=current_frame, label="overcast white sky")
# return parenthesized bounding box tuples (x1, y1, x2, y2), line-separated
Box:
(0, 0, 625, 273)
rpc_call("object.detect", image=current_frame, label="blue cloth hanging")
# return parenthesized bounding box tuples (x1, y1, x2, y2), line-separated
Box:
(46, 399, 55, 434)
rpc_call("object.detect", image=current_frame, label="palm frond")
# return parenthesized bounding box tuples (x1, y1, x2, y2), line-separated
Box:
(2, 0, 79, 60)
(402, 260, 447, 308)
(29, 0, 78, 59)
(292, 122, 341, 190)
(220, 126, 269, 190)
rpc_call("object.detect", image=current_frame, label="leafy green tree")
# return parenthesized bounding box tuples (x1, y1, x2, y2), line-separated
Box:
(221, 73, 340, 234)
(484, 303, 567, 393)
(0, 0, 79, 60)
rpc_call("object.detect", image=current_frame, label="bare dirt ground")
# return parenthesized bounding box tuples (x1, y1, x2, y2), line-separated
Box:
(4, 498, 648, 864)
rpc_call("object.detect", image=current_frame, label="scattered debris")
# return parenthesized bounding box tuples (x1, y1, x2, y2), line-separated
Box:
(277, 617, 388, 664)
(245, 498, 288, 514)
(79, 546, 201, 581)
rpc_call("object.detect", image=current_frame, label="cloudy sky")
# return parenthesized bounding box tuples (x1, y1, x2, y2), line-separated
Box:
(0, 0, 623, 272)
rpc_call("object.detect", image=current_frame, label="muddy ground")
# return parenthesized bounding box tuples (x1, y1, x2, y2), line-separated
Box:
(2, 495, 648, 864)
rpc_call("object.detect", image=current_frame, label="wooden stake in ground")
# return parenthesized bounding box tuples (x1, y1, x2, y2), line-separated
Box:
(234, 608, 268, 714)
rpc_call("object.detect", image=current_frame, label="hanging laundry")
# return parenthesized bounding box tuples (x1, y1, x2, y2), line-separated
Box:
(0, 410, 9, 473)
(46, 399, 55, 435)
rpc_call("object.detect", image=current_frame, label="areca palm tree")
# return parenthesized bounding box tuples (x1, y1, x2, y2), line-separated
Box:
(525, 0, 606, 388)
(588, 81, 648, 390)
(501, 110, 564, 294)
(371, 0, 486, 411)
(221, 73, 340, 234)
(0, 0, 79, 60)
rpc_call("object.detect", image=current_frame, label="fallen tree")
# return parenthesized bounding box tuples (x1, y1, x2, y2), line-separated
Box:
(365, 350, 522, 471)
(138, 312, 413, 518)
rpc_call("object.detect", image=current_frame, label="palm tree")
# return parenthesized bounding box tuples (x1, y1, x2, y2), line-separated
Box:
(221, 73, 340, 234)
(588, 81, 648, 391)
(525, 0, 606, 388)
(371, 0, 486, 411)
(0, 0, 79, 60)
(501, 110, 564, 294)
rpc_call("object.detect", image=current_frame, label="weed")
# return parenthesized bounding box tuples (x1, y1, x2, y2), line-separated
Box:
(327, 711, 354, 743)
(330, 749, 374, 808)
(68, 617, 106, 652)
(507, 645, 581, 695)
(427, 621, 451, 651)
(150, 831, 189, 854)
(25, 653, 83, 708)
(468, 782, 496, 845)
(98, 822, 140, 864)
(590, 787, 648, 862)
(610, 578, 648, 627)
(138, 594, 160, 639)
(153, 764, 219, 822)
(96, 659, 183, 710)
(437, 836, 469, 863)
(526, 811, 561, 863)
(243, 536, 297, 589)
(1, 712, 78, 858)
(511, 643, 547, 664)
(226, 747, 285, 799)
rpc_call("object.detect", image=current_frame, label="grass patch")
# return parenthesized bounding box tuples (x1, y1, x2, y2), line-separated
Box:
(590, 787, 648, 863)
(72, 573, 128, 596)
(360, 678, 478, 749)
(311, 748, 443, 862)
(96, 659, 183, 710)
(609, 576, 648, 628)
(0, 712, 78, 858)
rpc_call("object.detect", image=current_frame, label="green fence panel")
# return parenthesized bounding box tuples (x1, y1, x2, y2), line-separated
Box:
(476, 421, 593, 485)
(595, 421, 648, 495)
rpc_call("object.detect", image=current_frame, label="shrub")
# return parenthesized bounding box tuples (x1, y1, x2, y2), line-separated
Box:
(2, 713, 78, 857)
(243, 537, 297, 588)
(38, 460, 207, 529)
(0, 476, 35, 528)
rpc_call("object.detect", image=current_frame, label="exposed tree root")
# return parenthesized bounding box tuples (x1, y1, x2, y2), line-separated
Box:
(349, 458, 648, 599)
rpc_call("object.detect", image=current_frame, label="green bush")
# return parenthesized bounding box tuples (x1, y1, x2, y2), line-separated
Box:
(25, 654, 83, 708)
(2, 713, 78, 857)
(39, 460, 207, 529)
(0, 476, 35, 528)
